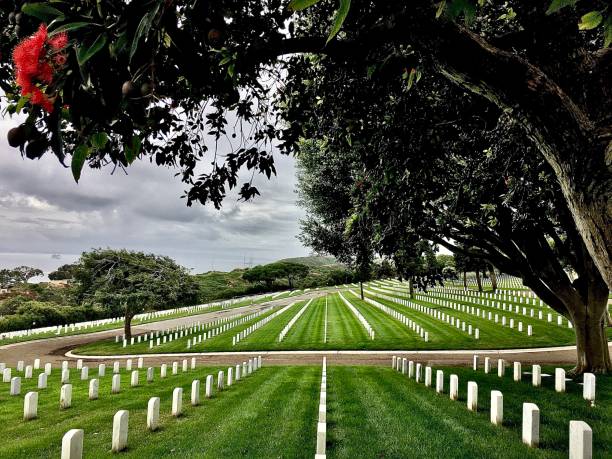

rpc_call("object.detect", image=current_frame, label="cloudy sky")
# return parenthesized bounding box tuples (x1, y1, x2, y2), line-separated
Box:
(0, 116, 309, 277)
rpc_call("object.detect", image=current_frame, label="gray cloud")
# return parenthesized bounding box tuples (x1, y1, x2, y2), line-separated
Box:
(0, 116, 308, 274)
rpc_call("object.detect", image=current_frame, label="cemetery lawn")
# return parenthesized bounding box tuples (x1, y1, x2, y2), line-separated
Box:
(329, 365, 612, 458)
(1, 364, 609, 457)
(73, 293, 611, 356)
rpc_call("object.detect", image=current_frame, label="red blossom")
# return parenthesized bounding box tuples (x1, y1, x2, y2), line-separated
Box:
(11, 24, 68, 113)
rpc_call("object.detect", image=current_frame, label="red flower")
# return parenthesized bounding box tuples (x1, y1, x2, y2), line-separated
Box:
(12, 24, 68, 113)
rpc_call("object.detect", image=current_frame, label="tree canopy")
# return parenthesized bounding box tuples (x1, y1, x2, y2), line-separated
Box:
(72, 248, 199, 338)
(0, 265, 43, 288)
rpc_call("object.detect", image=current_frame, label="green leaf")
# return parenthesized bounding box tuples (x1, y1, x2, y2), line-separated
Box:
(15, 96, 29, 114)
(50, 21, 97, 35)
(21, 3, 64, 22)
(326, 0, 351, 44)
(129, 6, 160, 63)
(546, 0, 577, 15)
(288, 0, 322, 11)
(578, 11, 603, 30)
(71, 144, 90, 183)
(436, 0, 447, 19)
(124, 136, 141, 164)
(605, 16, 612, 48)
(90, 132, 109, 150)
(76, 34, 107, 66)
(407, 68, 417, 90)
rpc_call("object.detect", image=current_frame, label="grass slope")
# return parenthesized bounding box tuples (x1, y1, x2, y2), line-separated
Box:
(1, 364, 609, 457)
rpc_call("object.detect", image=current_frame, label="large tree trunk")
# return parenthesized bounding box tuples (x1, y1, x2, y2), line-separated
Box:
(475, 270, 482, 292)
(463, 271, 467, 290)
(124, 313, 133, 341)
(359, 281, 364, 300)
(569, 300, 611, 375)
(488, 266, 497, 292)
(408, 277, 414, 299)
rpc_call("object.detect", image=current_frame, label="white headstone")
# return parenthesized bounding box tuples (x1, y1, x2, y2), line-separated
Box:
(61, 368, 70, 384)
(484, 357, 490, 374)
(147, 397, 160, 431)
(38, 372, 47, 389)
(113, 361, 120, 374)
(513, 362, 522, 382)
(98, 364, 106, 377)
(467, 381, 478, 411)
(24, 391, 38, 420)
(161, 364, 167, 378)
(10, 376, 21, 395)
(81, 367, 89, 380)
(24, 365, 33, 379)
(490, 390, 503, 425)
(60, 384, 72, 409)
(555, 368, 566, 393)
(522, 403, 539, 447)
(61, 429, 84, 459)
(191, 379, 201, 406)
(449, 374, 458, 400)
(112, 374, 121, 394)
(583, 373, 596, 402)
(497, 359, 505, 377)
(89, 378, 99, 400)
(569, 420, 592, 459)
(425, 366, 432, 387)
(147, 367, 154, 383)
(111, 410, 129, 452)
(45, 362, 52, 375)
(532, 365, 541, 387)
(172, 387, 183, 416)
(217, 371, 225, 391)
(436, 370, 444, 393)
(3, 367, 11, 382)
(131, 370, 139, 387)
(206, 374, 213, 398)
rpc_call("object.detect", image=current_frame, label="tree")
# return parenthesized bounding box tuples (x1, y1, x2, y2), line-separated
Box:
(72, 249, 199, 339)
(243, 262, 310, 290)
(287, 51, 609, 374)
(0, 266, 43, 288)
(48, 263, 78, 280)
(0, 1, 608, 292)
(296, 139, 375, 299)
(242, 265, 278, 290)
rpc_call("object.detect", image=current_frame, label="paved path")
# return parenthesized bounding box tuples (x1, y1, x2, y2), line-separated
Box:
(1, 289, 609, 369)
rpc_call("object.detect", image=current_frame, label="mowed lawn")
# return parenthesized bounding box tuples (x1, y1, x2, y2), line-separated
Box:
(75, 288, 609, 355)
(0, 364, 609, 458)
(0, 364, 320, 458)
(327, 365, 611, 458)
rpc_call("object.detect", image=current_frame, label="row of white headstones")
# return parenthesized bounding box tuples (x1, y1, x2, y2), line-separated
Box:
(315, 357, 327, 459)
(422, 286, 573, 329)
(365, 286, 481, 340)
(391, 355, 594, 459)
(279, 299, 314, 342)
(232, 302, 297, 345)
(353, 289, 430, 341)
(117, 304, 274, 350)
(338, 292, 375, 339)
(0, 295, 249, 342)
(13, 356, 263, 458)
(372, 282, 550, 338)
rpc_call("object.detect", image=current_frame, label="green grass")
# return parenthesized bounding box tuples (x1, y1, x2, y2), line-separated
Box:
(327, 365, 611, 458)
(74, 287, 611, 355)
(1, 364, 609, 457)
(0, 363, 319, 458)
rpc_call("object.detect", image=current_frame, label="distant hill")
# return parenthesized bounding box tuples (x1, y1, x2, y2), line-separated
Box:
(193, 256, 348, 301)
(276, 256, 341, 268)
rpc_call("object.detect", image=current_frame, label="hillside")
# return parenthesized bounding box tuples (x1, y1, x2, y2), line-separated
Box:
(193, 256, 350, 301)
(276, 255, 341, 268)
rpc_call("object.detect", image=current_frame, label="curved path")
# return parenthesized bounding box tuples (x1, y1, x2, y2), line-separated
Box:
(1, 290, 609, 368)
